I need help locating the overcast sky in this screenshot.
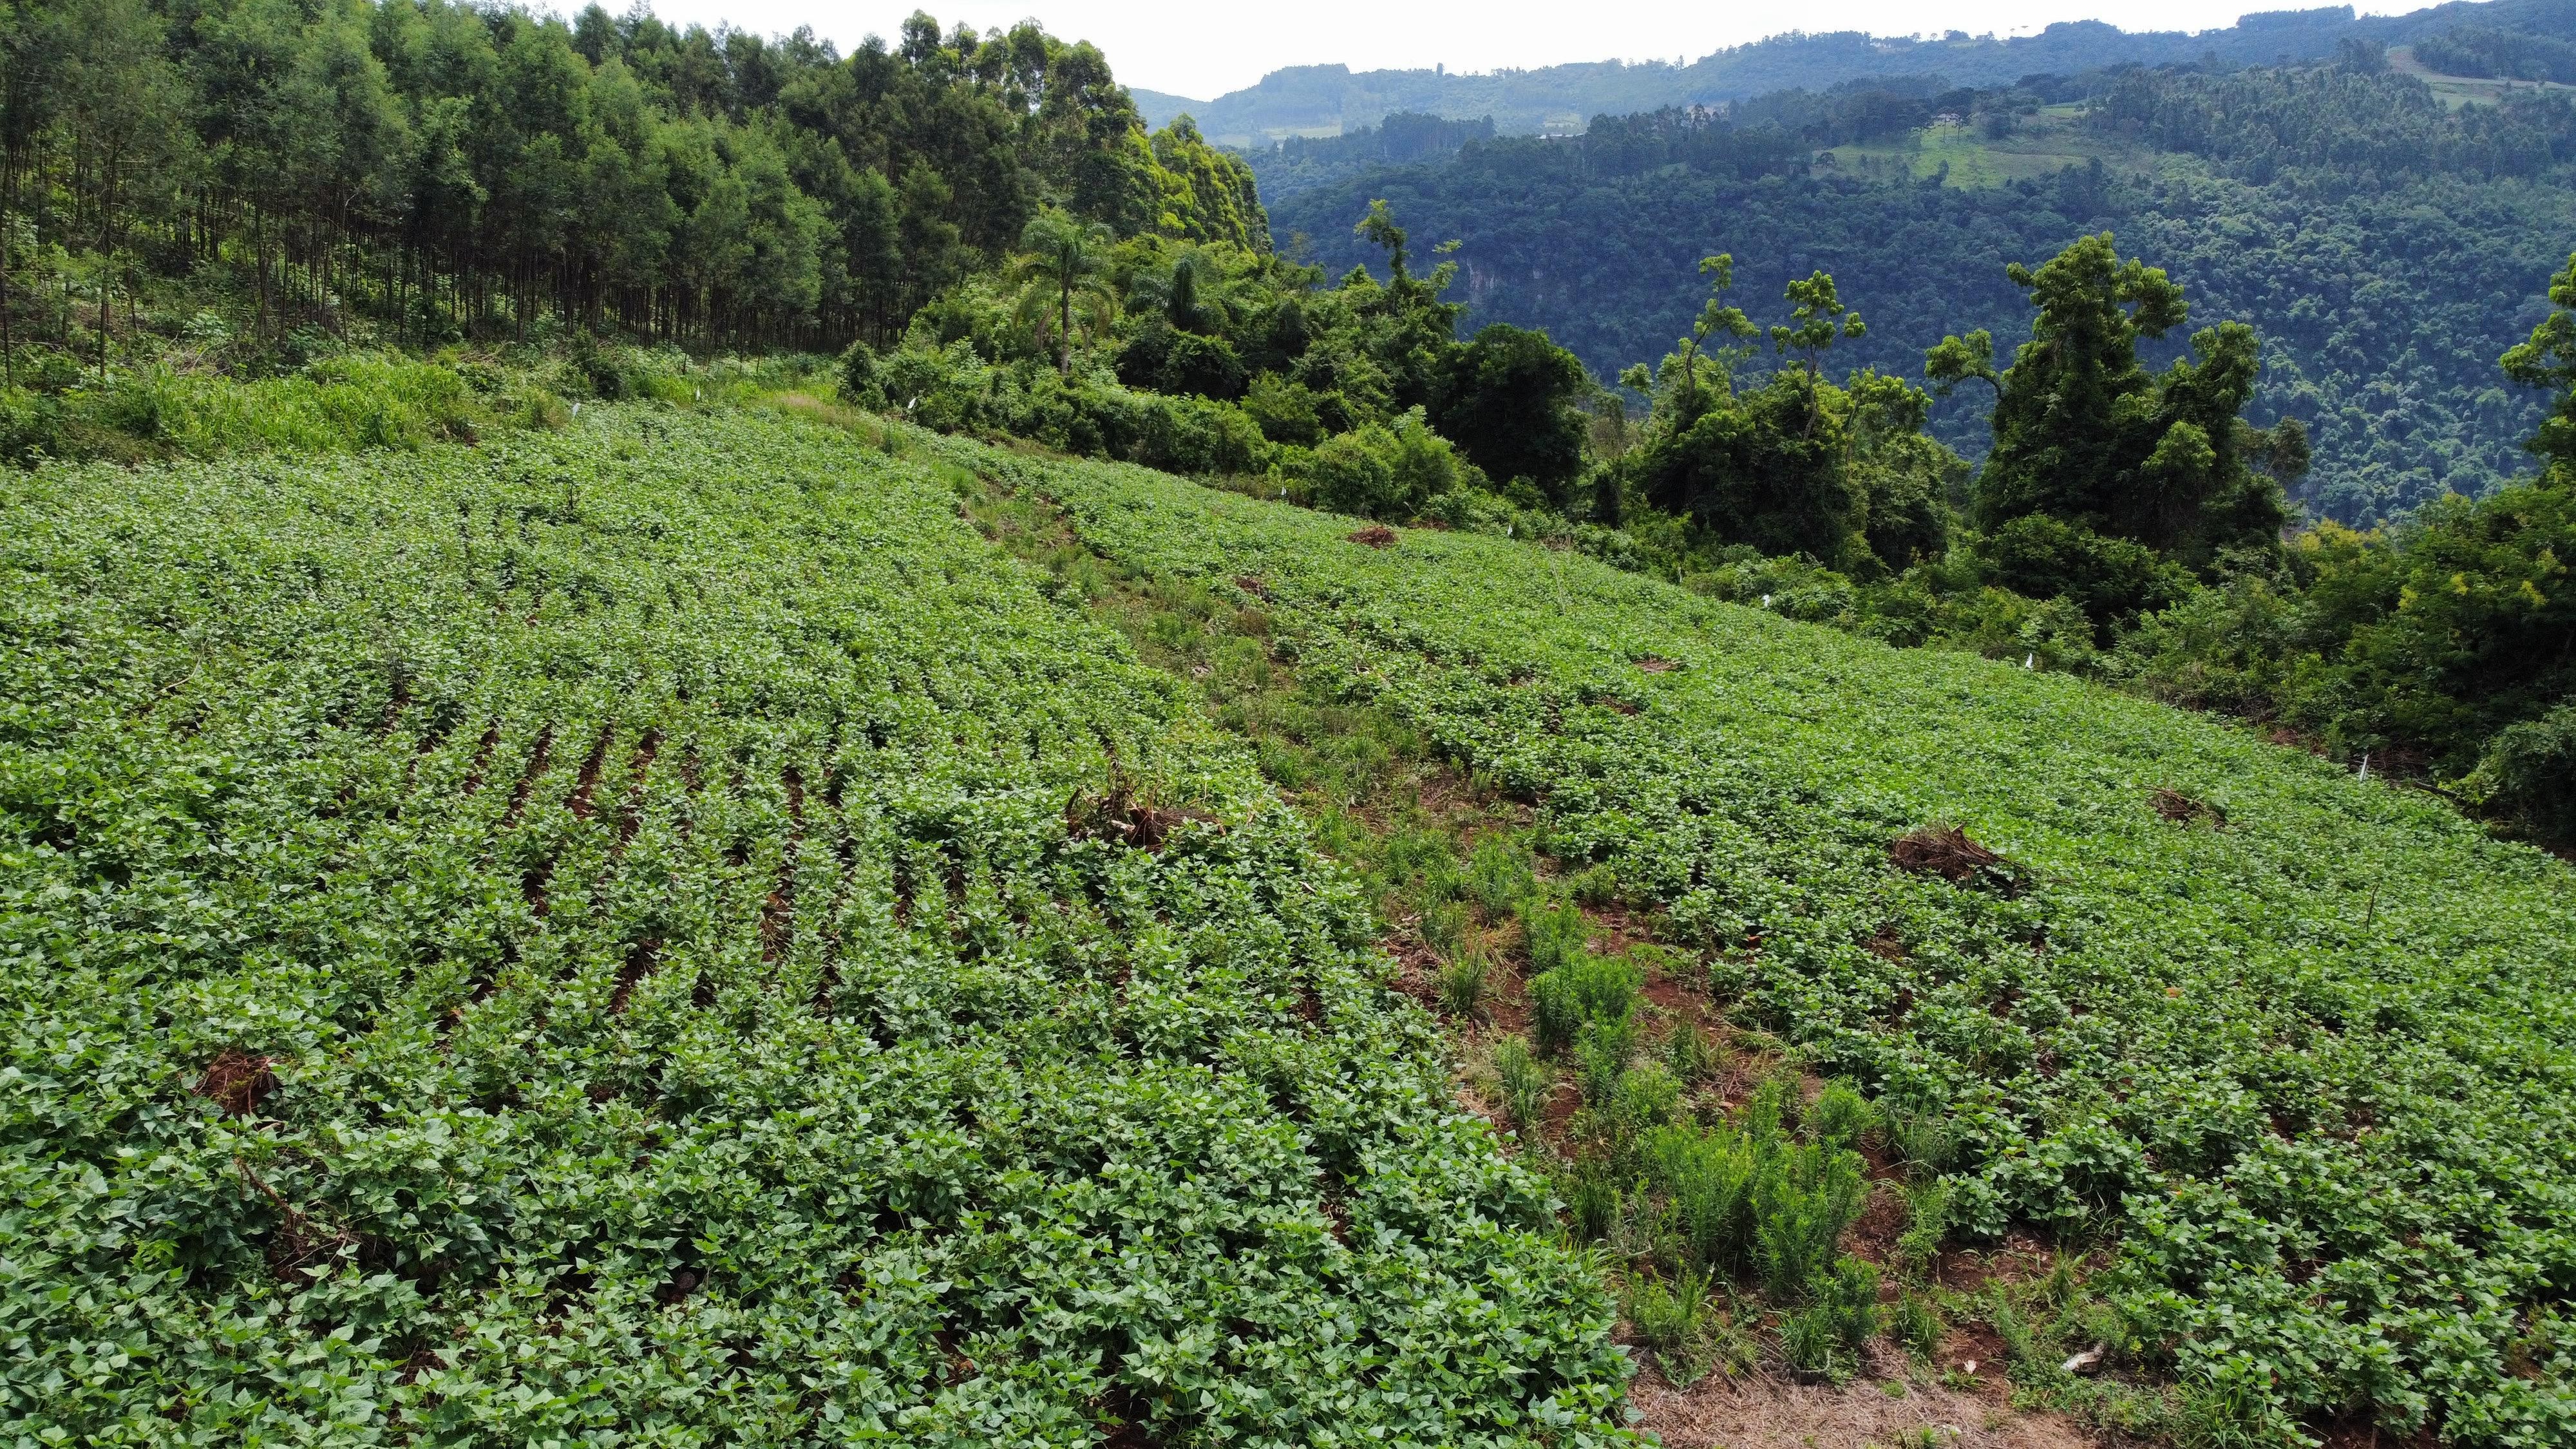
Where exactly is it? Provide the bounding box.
[603,0,2423,99]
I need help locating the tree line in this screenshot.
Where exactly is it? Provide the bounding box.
[0,0,1262,360]
[855,175,2570,839]
[2094,59,2576,187]
[2415,21,2576,84]
[1598,233,2573,842]
[1268,59,2576,524]
[0,8,2562,839]
[837,196,1592,517]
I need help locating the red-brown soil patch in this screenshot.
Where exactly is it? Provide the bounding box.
[2151,789,2226,827]
[567,726,614,819]
[196,1049,276,1117]
[611,939,659,1014]
[504,726,555,826]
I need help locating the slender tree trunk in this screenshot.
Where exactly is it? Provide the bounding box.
[2,199,14,392]
[254,208,270,338]
[96,162,115,381]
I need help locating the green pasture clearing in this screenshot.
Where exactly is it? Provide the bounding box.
[2389,45,2576,110]
[1821,109,2135,188]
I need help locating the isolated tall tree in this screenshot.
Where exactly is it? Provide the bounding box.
[1923,327,2000,401]
[1164,245,1224,332]
[1010,207,1115,373]
[1344,197,1465,411]
[1972,232,2287,564]
[1150,115,1265,250]
[1432,322,1589,502]
[1672,253,1758,421]
[1034,36,1160,234]
[1354,197,1410,281]
[1770,269,1864,385]
[836,166,901,341]
[1619,268,1882,565]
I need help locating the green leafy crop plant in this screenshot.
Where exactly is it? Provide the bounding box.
[931,433,2576,1445]
[0,410,1634,1445]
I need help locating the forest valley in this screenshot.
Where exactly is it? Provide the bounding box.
[1,1,2571,845]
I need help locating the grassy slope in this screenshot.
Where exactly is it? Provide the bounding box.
[0,408,1629,1446]
[934,435,2576,1442]
[2390,44,2576,109]
[1822,108,2142,188]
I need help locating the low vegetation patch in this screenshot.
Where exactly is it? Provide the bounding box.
[0,406,1632,1444]
[929,425,2576,1447]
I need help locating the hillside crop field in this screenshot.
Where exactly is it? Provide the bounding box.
[0,410,1631,1444]
[7,401,2575,1444]
[937,435,2576,1443]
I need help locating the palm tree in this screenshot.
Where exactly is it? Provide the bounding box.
[1166,247,1215,332]
[1010,210,1118,374]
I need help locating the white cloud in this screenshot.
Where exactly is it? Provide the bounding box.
[585,1,2429,100]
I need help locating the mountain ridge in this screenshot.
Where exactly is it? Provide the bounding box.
[1137,0,2575,143]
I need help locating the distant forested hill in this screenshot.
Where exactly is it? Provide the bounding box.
[1267,65,2576,525]
[1143,0,2576,144]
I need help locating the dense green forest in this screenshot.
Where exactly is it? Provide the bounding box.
[1243,113,1496,202]
[0,0,1258,355]
[2416,15,2576,77]
[1269,64,2576,526]
[9,0,2571,522]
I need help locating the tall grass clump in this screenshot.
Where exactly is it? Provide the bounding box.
[1520,895,1591,977]
[1625,1267,1718,1385]
[1629,1108,1869,1302]
[1438,947,1490,1020]
[1753,1139,1870,1301]
[1530,948,1639,1053]
[1493,1035,1553,1130]
[1464,835,1538,914]
[107,355,488,455]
